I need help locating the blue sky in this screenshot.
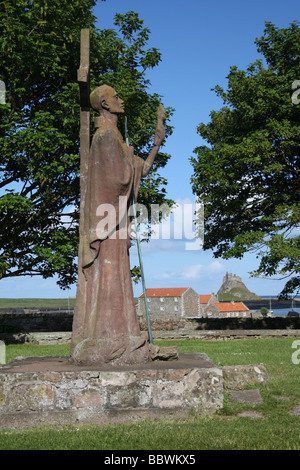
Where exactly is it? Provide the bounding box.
[1,0,299,299]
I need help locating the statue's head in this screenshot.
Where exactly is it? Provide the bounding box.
[90,85,124,115]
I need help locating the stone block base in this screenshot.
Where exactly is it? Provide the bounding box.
[0,353,223,429]
[223,364,268,390]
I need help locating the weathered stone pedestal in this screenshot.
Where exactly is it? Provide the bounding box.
[0,353,223,429]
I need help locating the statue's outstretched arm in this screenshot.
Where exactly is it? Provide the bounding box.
[142,104,166,177]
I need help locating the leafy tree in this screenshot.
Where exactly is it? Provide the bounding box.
[0,2,174,289]
[260,307,269,317]
[191,22,300,298]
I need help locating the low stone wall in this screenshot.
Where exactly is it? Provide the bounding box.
[151,328,300,341]
[0,353,224,429]
[141,317,300,331]
[0,309,299,344]
[1,309,299,335]
[4,327,300,346]
[0,309,73,342]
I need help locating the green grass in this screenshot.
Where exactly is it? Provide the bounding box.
[1,337,300,450]
[1,414,300,451]
[0,298,75,308]
[5,343,70,363]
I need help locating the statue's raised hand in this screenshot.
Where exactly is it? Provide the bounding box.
[154,104,166,146]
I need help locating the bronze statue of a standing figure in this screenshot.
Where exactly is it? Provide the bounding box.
[70,84,165,365]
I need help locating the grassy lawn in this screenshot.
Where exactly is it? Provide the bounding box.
[0,298,75,309]
[1,337,300,450]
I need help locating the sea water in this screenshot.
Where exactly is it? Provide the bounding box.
[270,308,300,317]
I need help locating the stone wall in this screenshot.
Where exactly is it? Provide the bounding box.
[187,316,300,330]
[0,309,73,336]
[138,296,182,320]
[0,354,224,429]
[138,288,201,320]
[0,309,300,344]
[182,288,200,317]
[140,316,300,332]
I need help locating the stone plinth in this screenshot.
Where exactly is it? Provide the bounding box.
[0,353,223,429]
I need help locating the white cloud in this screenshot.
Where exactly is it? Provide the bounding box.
[154,260,225,281]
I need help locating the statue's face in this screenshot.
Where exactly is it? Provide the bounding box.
[103,87,124,114]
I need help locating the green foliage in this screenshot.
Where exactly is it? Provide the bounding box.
[191,22,300,299]
[260,307,269,316]
[0,2,174,288]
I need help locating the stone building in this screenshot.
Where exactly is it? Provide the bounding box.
[199,293,218,316]
[199,293,250,318]
[138,287,200,320]
[214,301,250,318]
[138,287,250,320]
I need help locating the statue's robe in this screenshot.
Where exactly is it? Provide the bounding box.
[70,116,149,365]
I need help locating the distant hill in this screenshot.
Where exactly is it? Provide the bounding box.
[217,273,261,301]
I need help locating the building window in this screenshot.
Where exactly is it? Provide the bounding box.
[160,306,165,311]
[174,306,179,311]
[160,298,165,302]
[174,297,178,302]
[147,298,151,302]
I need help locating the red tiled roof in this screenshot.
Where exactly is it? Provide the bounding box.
[214,302,249,312]
[140,288,189,298]
[199,295,212,304]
